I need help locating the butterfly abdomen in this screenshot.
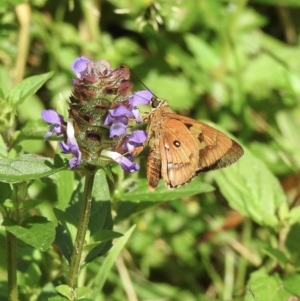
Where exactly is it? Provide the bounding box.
[147,149,162,191]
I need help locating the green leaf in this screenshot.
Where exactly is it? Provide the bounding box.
[0,134,7,158]
[12,119,53,147]
[185,34,220,73]
[90,230,123,243]
[53,208,78,242]
[3,216,55,251]
[114,200,160,223]
[48,296,69,301]
[0,154,66,183]
[75,287,93,299]
[250,0,300,7]
[283,274,300,295]
[286,224,300,254]
[115,178,214,202]
[144,73,196,110]
[214,147,286,226]
[6,72,54,110]
[55,284,73,299]
[245,270,292,301]
[22,199,44,213]
[0,182,12,204]
[263,247,288,266]
[61,170,113,263]
[84,230,122,253]
[289,207,300,225]
[54,223,73,264]
[275,110,300,166]
[57,170,75,210]
[91,225,136,298]
[92,169,111,201]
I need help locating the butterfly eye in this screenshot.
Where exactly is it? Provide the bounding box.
[150,97,161,109]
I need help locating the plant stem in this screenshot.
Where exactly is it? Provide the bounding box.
[68,165,97,291]
[7,231,17,301]
[7,182,27,301]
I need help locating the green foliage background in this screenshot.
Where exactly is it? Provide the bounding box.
[1,0,300,300]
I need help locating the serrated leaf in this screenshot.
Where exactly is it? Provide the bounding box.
[6,72,53,109]
[0,154,66,183]
[214,147,286,226]
[115,178,214,202]
[3,216,55,251]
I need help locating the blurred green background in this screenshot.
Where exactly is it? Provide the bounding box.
[1,0,300,300]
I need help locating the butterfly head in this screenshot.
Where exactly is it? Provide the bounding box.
[149,96,166,111]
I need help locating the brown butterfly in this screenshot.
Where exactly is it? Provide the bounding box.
[143,96,244,191]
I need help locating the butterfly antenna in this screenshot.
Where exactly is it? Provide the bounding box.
[129,68,158,98]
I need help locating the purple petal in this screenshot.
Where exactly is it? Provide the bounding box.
[109,105,133,118]
[58,141,70,153]
[110,123,127,137]
[58,119,82,168]
[101,150,140,173]
[103,114,128,126]
[131,108,143,123]
[117,156,140,172]
[41,110,63,124]
[71,57,90,78]
[41,110,65,137]
[126,130,147,153]
[68,151,82,168]
[128,90,153,106]
[44,126,55,139]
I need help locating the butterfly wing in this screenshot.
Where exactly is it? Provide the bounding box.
[159,118,199,188]
[166,113,244,173]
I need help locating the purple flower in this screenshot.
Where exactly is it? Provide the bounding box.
[101,150,140,172]
[110,123,127,137]
[121,130,147,153]
[41,110,66,138]
[104,105,134,137]
[103,90,152,137]
[128,90,153,122]
[58,119,82,168]
[128,90,153,107]
[71,57,90,79]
